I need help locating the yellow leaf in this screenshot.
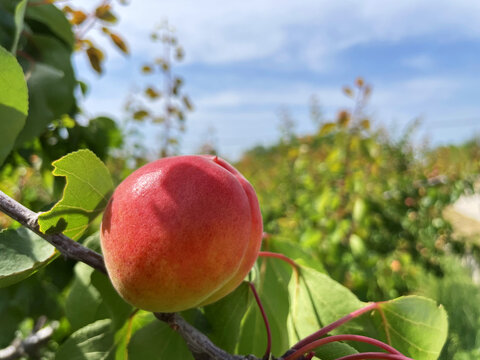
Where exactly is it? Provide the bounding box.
[71,10,87,25]
[133,110,149,120]
[110,33,129,54]
[141,65,153,74]
[360,119,370,130]
[319,122,336,135]
[337,110,350,127]
[343,86,354,98]
[86,46,104,74]
[95,5,117,23]
[145,87,160,99]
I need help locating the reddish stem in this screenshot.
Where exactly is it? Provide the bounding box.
[258,251,299,271]
[249,282,272,360]
[291,302,381,350]
[335,353,413,360]
[283,334,403,360]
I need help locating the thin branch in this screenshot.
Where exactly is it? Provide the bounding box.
[334,353,411,360]
[0,190,107,273]
[154,313,258,360]
[283,334,405,360]
[0,320,58,360]
[258,251,299,272]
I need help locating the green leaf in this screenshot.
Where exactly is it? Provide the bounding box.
[65,262,106,332]
[288,266,364,341]
[374,296,448,360]
[0,44,28,165]
[128,320,193,360]
[114,311,155,360]
[11,0,27,54]
[15,34,75,145]
[0,228,56,288]
[287,266,362,359]
[25,4,74,49]
[38,149,113,240]
[309,342,358,360]
[203,282,253,353]
[91,271,133,330]
[237,258,291,357]
[56,319,115,360]
[287,265,448,360]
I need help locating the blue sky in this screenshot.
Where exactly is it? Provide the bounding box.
[75,0,480,161]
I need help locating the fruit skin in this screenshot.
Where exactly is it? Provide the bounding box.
[100,155,263,312]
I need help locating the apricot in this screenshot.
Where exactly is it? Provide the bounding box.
[100,155,263,312]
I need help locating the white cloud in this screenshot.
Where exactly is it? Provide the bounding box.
[76,0,480,71]
[401,54,435,70]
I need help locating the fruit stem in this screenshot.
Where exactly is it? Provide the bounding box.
[332,353,413,360]
[291,302,380,351]
[283,334,405,360]
[258,251,299,272]
[249,282,272,360]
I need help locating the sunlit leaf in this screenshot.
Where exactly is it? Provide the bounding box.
[0,45,28,165]
[319,122,336,136]
[287,265,449,360]
[38,149,114,240]
[374,297,448,360]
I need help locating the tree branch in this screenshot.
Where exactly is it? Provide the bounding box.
[154,313,259,360]
[0,190,106,273]
[0,319,58,360]
[0,190,262,360]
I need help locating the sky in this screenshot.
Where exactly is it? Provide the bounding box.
[74,0,480,161]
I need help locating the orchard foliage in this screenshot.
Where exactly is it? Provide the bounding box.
[236,81,480,359]
[0,1,476,360]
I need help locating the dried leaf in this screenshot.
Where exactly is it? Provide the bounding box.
[337,110,351,127]
[145,87,160,99]
[342,86,354,98]
[182,96,193,111]
[95,5,117,23]
[141,65,152,74]
[110,33,128,54]
[360,119,370,130]
[86,46,104,74]
[175,46,184,61]
[71,10,87,25]
[133,110,149,121]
